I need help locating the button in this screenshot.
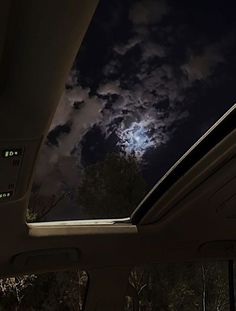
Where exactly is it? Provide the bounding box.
[2,148,23,158]
[0,191,13,199]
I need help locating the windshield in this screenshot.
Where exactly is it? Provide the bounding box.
[28,0,236,222]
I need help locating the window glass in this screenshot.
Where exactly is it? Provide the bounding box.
[0,270,88,310]
[125,262,230,311]
[28,0,236,221]
[0,262,233,310]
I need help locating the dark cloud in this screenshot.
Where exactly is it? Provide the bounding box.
[129,0,169,25]
[47,123,71,147]
[182,45,224,81]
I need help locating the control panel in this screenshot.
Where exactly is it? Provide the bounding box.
[0,147,24,201]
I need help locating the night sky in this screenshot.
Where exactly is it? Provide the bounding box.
[33,0,236,220]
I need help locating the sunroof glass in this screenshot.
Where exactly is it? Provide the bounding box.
[27,0,236,222]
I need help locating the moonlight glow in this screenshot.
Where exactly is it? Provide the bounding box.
[117,120,156,158]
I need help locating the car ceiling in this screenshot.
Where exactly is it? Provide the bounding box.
[0,0,235,280]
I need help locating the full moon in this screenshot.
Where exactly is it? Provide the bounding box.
[117,120,155,158]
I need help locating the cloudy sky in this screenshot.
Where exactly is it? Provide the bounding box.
[32,0,236,220]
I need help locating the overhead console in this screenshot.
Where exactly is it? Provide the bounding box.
[0,140,41,201]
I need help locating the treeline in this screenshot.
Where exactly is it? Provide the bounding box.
[0,262,231,310]
[126,262,229,311]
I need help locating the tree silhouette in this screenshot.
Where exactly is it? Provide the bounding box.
[77,153,148,219]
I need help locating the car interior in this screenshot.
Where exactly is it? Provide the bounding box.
[0,1,236,310]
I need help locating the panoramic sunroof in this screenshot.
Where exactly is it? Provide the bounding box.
[27,0,236,222]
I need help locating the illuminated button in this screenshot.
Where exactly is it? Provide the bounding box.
[2,148,22,158]
[0,191,13,200]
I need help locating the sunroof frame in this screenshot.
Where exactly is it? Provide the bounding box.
[28,104,236,227]
[131,104,236,224]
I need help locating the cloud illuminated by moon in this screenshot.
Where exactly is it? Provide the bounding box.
[116,119,157,158]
